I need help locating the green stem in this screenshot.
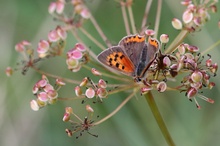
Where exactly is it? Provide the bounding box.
[127,2,136,34]
[201,39,220,56]
[144,91,175,146]
[165,29,188,54]
[121,1,131,35]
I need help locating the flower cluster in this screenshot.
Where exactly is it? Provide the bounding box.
[66,43,88,72]
[63,106,98,138]
[174,43,217,108]
[38,26,67,58]
[75,69,108,101]
[30,75,65,111]
[5,0,220,143]
[48,0,90,25]
[172,0,218,31]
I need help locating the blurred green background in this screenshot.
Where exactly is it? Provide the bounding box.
[1,0,220,146]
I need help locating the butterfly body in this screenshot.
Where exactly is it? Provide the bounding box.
[97,34,160,80]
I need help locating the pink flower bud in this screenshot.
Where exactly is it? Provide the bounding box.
[37,79,48,88]
[38,92,49,102]
[182,10,193,24]
[180,0,192,6]
[85,87,95,98]
[206,59,212,67]
[187,45,199,52]
[160,34,169,43]
[56,26,67,40]
[80,8,90,19]
[21,40,31,46]
[5,67,13,77]
[65,107,73,114]
[75,86,82,96]
[15,43,25,52]
[171,18,183,30]
[30,100,40,111]
[97,88,108,98]
[63,113,70,122]
[48,2,56,14]
[177,44,186,55]
[80,77,88,87]
[47,90,58,99]
[191,71,203,83]
[157,81,167,92]
[65,129,73,137]
[91,68,102,76]
[193,17,202,26]
[211,63,218,74]
[48,30,60,42]
[37,40,50,55]
[98,79,107,88]
[163,56,171,67]
[187,87,197,98]
[145,29,155,36]
[141,86,153,94]
[69,50,82,60]
[75,43,86,52]
[32,85,39,94]
[208,82,215,89]
[86,105,94,112]
[56,1,65,14]
[56,79,65,86]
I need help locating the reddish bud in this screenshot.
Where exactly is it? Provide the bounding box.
[157,81,167,92]
[187,87,197,98]
[98,79,107,88]
[91,68,102,76]
[75,86,82,96]
[75,43,86,52]
[56,79,65,86]
[5,67,13,77]
[48,30,60,42]
[86,105,94,112]
[63,113,71,122]
[145,29,155,36]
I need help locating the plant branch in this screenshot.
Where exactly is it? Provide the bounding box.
[201,39,220,56]
[127,1,136,34]
[154,0,162,39]
[89,14,112,47]
[121,1,131,35]
[165,29,189,54]
[141,0,153,33]
[93,91,135,125]
[32,66,81,85]
[79,27,106,51]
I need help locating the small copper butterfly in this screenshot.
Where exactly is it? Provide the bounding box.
[97,34,160,81]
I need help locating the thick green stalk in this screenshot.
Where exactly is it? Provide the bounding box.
[145,91,175,146]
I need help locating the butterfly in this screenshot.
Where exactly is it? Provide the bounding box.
[97,34,160,81]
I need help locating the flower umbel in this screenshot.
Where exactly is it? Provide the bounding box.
[7,0,219,145]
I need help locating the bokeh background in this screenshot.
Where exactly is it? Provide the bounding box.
[1,0,220,146]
